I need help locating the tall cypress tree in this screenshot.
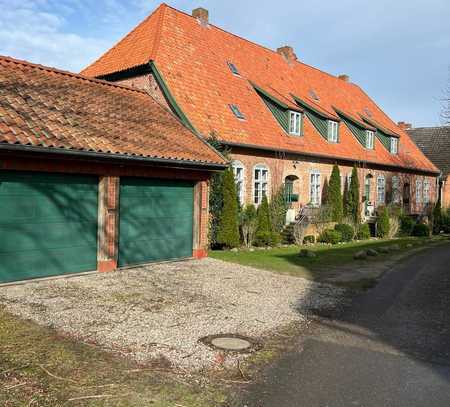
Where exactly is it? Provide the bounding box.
[348,165,361,224]
[255,196,272,246]
[328,164,343,222]
[216,168,240,248]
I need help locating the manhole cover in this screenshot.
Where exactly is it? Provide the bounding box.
[199,334,261,353]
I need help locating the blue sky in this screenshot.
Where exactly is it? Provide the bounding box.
[1,0,449,127]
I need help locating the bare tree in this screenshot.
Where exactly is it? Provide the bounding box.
[441,66,450,125]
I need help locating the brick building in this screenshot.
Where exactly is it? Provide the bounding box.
[0,56,226,284]
[408,126,450,209]
[82,4,439,223]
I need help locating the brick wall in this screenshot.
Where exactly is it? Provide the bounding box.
[230,149,438,218]
[442,175,450,209]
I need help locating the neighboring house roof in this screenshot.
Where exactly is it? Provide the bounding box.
[0,55,226,168]
[81,3,438,174]
[408,126,450,177]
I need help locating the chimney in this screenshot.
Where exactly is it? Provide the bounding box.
[192,7,209,25]
[277,46,297,64]
[338,74,350,82]
[397,121,412,130]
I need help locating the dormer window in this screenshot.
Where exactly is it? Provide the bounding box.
[229,104,245,120]
[289,111,302,135]
[327,120,339,142]
[227,61,240,76]
[366,130,375,149]
[390,137,398,154]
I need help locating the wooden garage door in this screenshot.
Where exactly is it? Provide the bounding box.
[0,171,98,283]
[118,178,194,267]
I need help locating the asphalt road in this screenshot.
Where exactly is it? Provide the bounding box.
[241,242,450,407]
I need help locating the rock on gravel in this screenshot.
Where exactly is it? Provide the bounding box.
[0,258,344,371]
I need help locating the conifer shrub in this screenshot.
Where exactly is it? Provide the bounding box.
[254,196,273,246]
[376,206,390,238]
[327,164,343,223]
[399,215,415,236]
[216,168,240,248]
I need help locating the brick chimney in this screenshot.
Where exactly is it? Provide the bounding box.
[338,74,350,82]
[398,121,412,130]
[277,46,297,64]
[192,7,209,25]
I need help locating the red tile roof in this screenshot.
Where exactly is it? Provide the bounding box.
[0,55,226,167]
[81,3,438,174]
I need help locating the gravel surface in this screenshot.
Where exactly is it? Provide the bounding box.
[0,258,343,370]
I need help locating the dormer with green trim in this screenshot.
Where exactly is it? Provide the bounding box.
[362,117,400,155]
[334,108,376,149]
[292,95,340,143]
[252,83,303,136]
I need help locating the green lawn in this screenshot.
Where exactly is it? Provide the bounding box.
[0,308,226,407]
[210,237,441,284]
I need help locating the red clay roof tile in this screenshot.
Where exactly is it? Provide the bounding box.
[81,3,438,173]
[0,55,226,167]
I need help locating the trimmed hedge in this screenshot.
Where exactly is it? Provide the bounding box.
[334,223,354,242]
[318,229,342,245]
[412,223,430,237]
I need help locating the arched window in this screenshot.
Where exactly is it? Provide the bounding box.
[253,164,269,205]
[231,161,245,205]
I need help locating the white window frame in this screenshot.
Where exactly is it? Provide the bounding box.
[390,137,398,154]
[232,161,245,205]
[366,130,375,149]
[327,120,339,142]
[253,164,269,205]
[416,179,423,204]
[310,170,321,207]
[392,176,401,204]
[289,111,302,135]
[377,176,386,204]
[423,180,430,204]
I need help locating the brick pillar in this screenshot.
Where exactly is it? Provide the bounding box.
[193,180,209,259]
[97,176,119,272]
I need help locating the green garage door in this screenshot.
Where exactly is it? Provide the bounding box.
[0,171,98,283]
[119,178,194,267]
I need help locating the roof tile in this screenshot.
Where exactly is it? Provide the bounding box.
[0,55,226,166]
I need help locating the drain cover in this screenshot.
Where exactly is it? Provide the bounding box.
[199,334,261,353]
[211,337,251,351]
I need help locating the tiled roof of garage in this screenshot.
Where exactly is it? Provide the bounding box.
[81,3,438,174]
[0,55,226,167]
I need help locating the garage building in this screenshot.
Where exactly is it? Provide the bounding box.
[0,56,227,284]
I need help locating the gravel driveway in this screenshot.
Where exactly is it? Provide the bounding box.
[0,258,343,370]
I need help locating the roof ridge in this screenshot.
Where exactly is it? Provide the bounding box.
[0,54,151,96]
[162,4,351,83]
[81,3,166,75]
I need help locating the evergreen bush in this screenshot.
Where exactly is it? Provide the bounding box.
[318,229,342,245]
[269,186,288,233]
[255,196,273,246]
[348,165,361,225]
[376,206,390,238]
[303,235,316,244]
[412,223,430,237]
[216,168,240,248]
[327,164,343,222]
[357,223,371,240]
[399,215,415,236]
[334,223,354,242]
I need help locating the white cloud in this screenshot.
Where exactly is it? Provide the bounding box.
[0,1,111,72]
